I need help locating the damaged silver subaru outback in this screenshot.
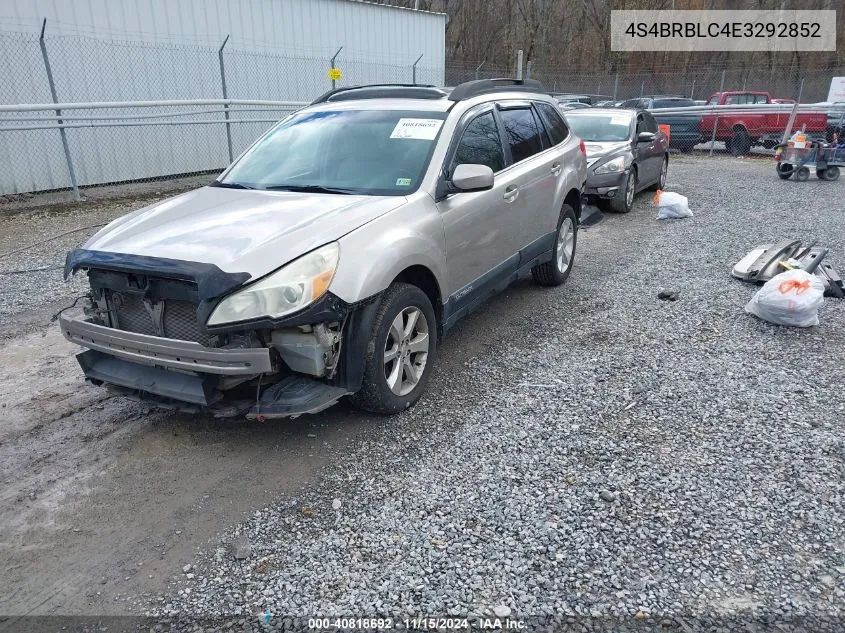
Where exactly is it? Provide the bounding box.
[60,79,586,419]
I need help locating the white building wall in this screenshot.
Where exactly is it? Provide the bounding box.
[0,0,447,194]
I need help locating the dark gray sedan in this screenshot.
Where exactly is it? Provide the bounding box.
[564,109,669,213]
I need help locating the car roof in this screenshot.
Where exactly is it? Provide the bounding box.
[308,79,553,110]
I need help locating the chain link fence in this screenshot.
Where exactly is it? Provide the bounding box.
[0,28,441,204]
[2,25,844,206]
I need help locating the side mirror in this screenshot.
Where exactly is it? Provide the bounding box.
[637,131,656,144]
[450,164,494,192]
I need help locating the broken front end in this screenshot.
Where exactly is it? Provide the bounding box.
[59,249,378,419]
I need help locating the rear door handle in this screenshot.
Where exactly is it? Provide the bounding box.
[503,185,519,203]
[551,162,562,176]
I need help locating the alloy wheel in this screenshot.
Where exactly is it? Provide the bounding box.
[556,217,575,274]
[383,307,429,396]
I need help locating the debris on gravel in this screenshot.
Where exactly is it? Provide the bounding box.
[145,157,844,631]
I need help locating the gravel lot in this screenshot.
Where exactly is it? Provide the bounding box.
[1,156,843,631]
[139,156,842,630]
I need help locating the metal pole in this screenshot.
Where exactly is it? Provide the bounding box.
[782,102,800,144]
[412,53,423,85]
[613,72,619,100]
[690,79,696,100]
[475,60,485,80]
[39,19,79,201]
[330,46,343,90]
[796,77,804,103]
[218,34,233,163]
[526,60,533,80]
[640,80,644,96]
[709,69,726,156]
[516,50,524,80]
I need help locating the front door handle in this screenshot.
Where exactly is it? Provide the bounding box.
[503,185,519,203]
[551,162,562,176]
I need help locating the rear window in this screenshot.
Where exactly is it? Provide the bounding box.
[500,107,544,163]
[535,102,570,145]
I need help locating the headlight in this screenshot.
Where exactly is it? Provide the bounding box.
[207,243,339,325]
[594,156,627,174]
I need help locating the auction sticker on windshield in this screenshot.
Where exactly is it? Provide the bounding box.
[610,115,630,125]
[390,118,444,140]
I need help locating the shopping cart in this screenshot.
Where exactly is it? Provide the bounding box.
[775,142,845,181]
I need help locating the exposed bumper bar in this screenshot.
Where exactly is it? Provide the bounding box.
[59,314,273,375]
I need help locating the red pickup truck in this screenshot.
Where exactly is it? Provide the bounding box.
[699,91,827,156]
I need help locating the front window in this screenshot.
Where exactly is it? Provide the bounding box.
[453,112,505,173]
[217,109,447,196]
[565,113,633,142]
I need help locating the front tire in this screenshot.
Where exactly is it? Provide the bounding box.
[609,169,636,213]
[532,204,577,287]
[351,283,437,415]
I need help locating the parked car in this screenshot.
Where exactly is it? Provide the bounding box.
[60,79,587,419]
[617,96,693,110]
[559,101,592,110]
[551,93,612,105]
[700,91,828,155]
[564,108,668,214]
[618,96,701,153]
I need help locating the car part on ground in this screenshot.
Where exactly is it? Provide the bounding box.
[732,240,845,299]
[60,79,587,418]
[745,269,825,327]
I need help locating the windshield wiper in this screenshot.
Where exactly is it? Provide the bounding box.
[263,184,359,195]
[210,181,259,190]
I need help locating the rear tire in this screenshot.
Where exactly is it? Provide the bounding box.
[532,204,577,287]
[730,129,752,156]
[351,283,437,415]
[824,165,840,181]
[648,156,668,191]
[796,166,810,182]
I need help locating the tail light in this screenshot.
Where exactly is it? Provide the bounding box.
[579,140,586,157]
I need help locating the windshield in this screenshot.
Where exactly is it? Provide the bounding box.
[217,109,447,196]
[565,113,632,142]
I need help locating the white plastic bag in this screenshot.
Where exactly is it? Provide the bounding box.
[653,190,693,219]
[745,269,825,327]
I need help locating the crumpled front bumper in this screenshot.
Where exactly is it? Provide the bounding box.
[59,313,273,375]
[584,169,628,198]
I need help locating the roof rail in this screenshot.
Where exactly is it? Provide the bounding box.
[448,78,546,102]
[310,84,447,105]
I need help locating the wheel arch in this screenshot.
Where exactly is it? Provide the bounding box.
[563,188,582,220]
[392,265,443,337]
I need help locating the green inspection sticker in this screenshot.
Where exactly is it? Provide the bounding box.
[395,178,412,187]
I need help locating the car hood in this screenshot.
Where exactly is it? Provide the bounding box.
[82,186,406,279]
[583,141,631,166]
